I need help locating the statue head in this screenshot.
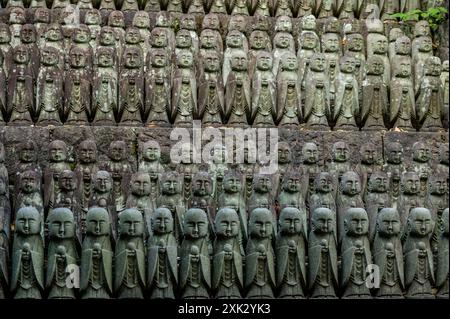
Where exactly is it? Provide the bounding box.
[340,171,361,195]
[155,11,171,28]
[279,207,302,235]
[228,15,247,33]
[223,171,242,193]
[281,171,301,193]
[360,142,377,165]
[428,174,447,196]
[15,206,41,236]
[256,51,273,71]
[344,208,368,236]
[441,208,449,236]
[202,13,220,31]
[386,142,403,164]
[376,208,401,237]
[339,54,355,74]
[77,139,97,164]
[400,171,420,195]
[372,34,388,54]
[277,142,291,164]
[200,29,217,49]
[176,29,192,49]
[332,141,349,162]
[302,142,319,165]
[19,140,37,163]
[176,50,193,68]
[439,143,449,165]
[151,29,168,47]
[125,27,141,45]
[59,170,77,191]
[253,174,272,194]
[45,24,63,42]
[142,140,161,162]
[48,140,67,162]
[418,37,432,53]
[48,208,75,239]
[13,45,29,64]
[160,172,181,195]
[118,208,144,237]
[366,56,384,76]
[0,23,10,43]
[215,207,240,238]
[347,33,364,52]
[99,26,115,46]
[132,11,150,29]
[311,207,334,234]
[274,32,292,49]
[96,47,115,67]
[183,208,208,239]
[109,140,127,161]
[443,60,449,72]
[73,25,91,44]
[226,30,244,49]
[249,208,273,239]
[394,56,411,77]
[389,28,404,43]
[367,171,389,193]
[302,14,316,31]
[86,207,110,236]
[203,50,221,72]
[407,207,433,237]
[300,31,318,50]
[414,20,431,38]
[424,56,442,76]
[108,10,125,28]
[394,36,411,56]
[274,15,292,33]
[9,7,26,24]
[94,171,112,193]
[152,207,174,235]
[250,30,269,50]
[20,24,36,44]
[230,50,248,71]
[34,7,50,23]
[192,171,212,197]
[85,9,101,25]
[130,172,151,196]
[322,33,340,52]
[412,141,430,163]
[69,46,87,68]
[20,170,39,194]
[314,172,333,194]
[41,46,59,66]
[180,14,197,31]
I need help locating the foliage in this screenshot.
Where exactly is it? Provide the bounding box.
[390,6,448,30]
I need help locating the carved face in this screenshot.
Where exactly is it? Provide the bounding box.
[389,28,404,42]
[282,54,298,71]
[425,57,442,76]
[277,143,291,164]
[226,32,243,48]
[274,33,291,49]
[86,208,110,236]
[200,31,216,49]
[312,208,334,234]
[100,27,115,45]
[183,209,208,239]
[395,36,411,55]
[377,209,401,237]
[49,208,75,239]
[439,145,449,165]
[176,31,192,48]
[131,173,151,196]
[177,51,193,68]
[341,172,361,195]
[397,59,411,77]
[109,11,125,27]
[279,208,302,235]
[85,10,101,25]
[332,141,349,162]
[152,31,167,47]
[0,25,11,43]
[254,175,271,193]
[69,48,87,67]
[152,208,173,234]
[78,141,97,163]
[443,60,449,72]
[94,171,112,193]
[21,171,38,193]
[125,28,141,44]
[143,141,161,161]
[302,15,316,30]
[412,142,430,162]
[202,14,220,30]
[368,172,388,193]
[256,53,272,71]
[283,174,300,192]
[348,35,363,51]
[16,207,41,235]
[59,170,76,191]
[230,52,248,71]
[45,25,62,41]
[344,208,368,236]
[361,144,377,164]
[310,54,325,72]
[133,12,149,28]
[215,208,239,238]
[49,141,67,162]
[110,141,126,161]
[367,57,384,75]
[302,32,317,49]
[419,38,432,52]
[20,25,36,43]
[9,8,26,24]
[316,172,332,193]
[386,142,403,164]
[193,175,212,196]
[35,8,50,23]
[339,56,355,73]
[74,26,90,43]
[250,31,266,50]
[323,34,339,52]
[203,52,220,72]
[41,47,58,66]
[409,208,433,236]
[228,15,246,32]
[402,173,420,194]
[161,176,180,195]
[429,175,447,195]
[275,16,292,32]
[302,143,319,164]
[98,49,114,67]
[249,208,273,238]
[224,175,241,193]
[14,46,29,64]
[374,37,388,54]
[119,209,143,237]
[415,22,430,37]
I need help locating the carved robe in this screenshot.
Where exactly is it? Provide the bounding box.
[36,63,63,125]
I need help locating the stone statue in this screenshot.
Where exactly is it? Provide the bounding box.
[118,46,144,125]
[156,171,185,241]
[390,56,416,131]
[248,30,271,76]
[403,207,435,298]
[172,50,197,126]
[212,207,244,298]
[198,50,224,126]
[380,0,400,20]
[0,24,12,77]
[344,33,366,88]
[114,208,146,299]
[272,31,295,76]
[218,171,247,241]
[275,52,302,128]
[441,60,449,129]
[107,11,126,46]
[297,31,320,92]
[40,24,65,70]
[88,171,116,235]
[361,56,388,131]
[13,141,41,191]
[36,46,63,126]
[316,0,335,18]
[125,172,153,234]
[321,32,342,97]
[397,172,424,231]
[367,33,390,85]
[383,141,406,204]
[179,14,200,56]
[174,29,195,66]
[373,208,404,298]
[340,208,372,298]
[425,174,448,224]
[248,174,276,233]
[97,27,120,69]
[132,11,151,52]
[224,50,251,126]
[309,172,337,224]
[278,172,305,213]
[14,170,44,229]
[355,142,383,196]
[11,207,44,299]
[300,142,323,201]
[9,7,26,48]
[223,30,248,86]
[275,0,293,16]
[410,141,433,198]
[435,144,449,189]
[32,7,50,39]
[391,36,411,74]
[388,28,404,60]
[85,10,102,52]
[138,140,164,207]
[416,56,445,132]
[152,13,176,55]
[145,48,171,126]
[251,51,276,127]
[245,208,275,298]
[92,47,118,126]
[336,171,364,242]
[80,207,113,299]
[413,36,434,94]
[68,25,94,72]
[199,29,223,67]
[304,53,331,130]
[19,24,40,80]
[103,140,132,215]
[147,207,178,299]
[365,171,391,240]
[64,46,91,125]
[46,208,79,299]
[333,55,359,130]
[327,141,353,193]
[179,208,211,299]
[276,207,307,298]
[436,208,449,299]
[308,207,338,298]
[43,140,71,214]
[190,171,216,233]
[7,45,34,126]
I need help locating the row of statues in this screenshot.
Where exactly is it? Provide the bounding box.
[0,0,441,20]
[0,7,448,129]
[1,204,448,299]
